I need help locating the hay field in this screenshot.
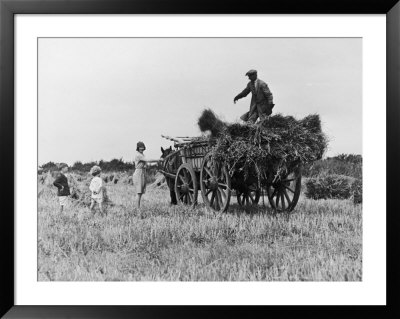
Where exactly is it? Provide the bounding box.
[38,175,362,281]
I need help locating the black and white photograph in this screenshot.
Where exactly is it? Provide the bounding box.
[37,37,362,282]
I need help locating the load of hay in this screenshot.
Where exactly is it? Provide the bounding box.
[198,109,328,181]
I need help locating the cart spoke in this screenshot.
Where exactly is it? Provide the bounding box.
[282,178,295,183]
[204,167,213,178]
[206,188,212,196]
[221,188,228,202]
[188,188,195,193]
[216,189,223,207]
[210,191,216,206]
[179,175,186,184]
[283,190,292,206]
[245,195,249,206]
[275,193,280,208]
[219,188,227,201]
[284,185,295,193]
[215,192,221,210]
[249,192,255,203]
[218,183,228,189]
[271,188,278,198]
[237,193,242,205]
[281,193,286,210]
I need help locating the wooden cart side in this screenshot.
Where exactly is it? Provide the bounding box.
[178,142,211,170]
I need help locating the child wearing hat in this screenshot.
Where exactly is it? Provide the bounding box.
[53,163,71,212]
[89,165,104,214]
[133,141,147,208]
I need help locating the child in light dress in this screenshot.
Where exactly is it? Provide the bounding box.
[133,141,147,208]
[89,165,104,215]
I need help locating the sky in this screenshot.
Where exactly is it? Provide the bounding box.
[38,38,361,165]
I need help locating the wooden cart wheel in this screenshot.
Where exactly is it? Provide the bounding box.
[200,154,231,212]
[174,163,198,208]
[236,184,261,206]
[266,166,302,212]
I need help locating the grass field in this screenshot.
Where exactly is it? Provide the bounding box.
[38,180,362,281]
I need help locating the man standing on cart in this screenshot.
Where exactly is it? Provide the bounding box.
[233,69,275,123]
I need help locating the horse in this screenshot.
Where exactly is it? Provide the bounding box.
[160,146,182,205]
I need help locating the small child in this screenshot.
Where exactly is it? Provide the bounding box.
[53,163,71,213]
[89,165,104,215]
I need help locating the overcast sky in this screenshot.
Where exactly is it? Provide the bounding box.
[38,38,361,165]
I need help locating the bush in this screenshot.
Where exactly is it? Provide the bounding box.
[40,161,58,173]
[303,154,362,179]
[351,178,362,204]
[70,159,134,173]
[305,174,354,200]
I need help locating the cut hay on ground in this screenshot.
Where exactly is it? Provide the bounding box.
[69,177,113,207]
[198,108,328,181]
[121,175,133,185]
[39,171,55,186]
[38,176,113,208]
[149,172,167,189]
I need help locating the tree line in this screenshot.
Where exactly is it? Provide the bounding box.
[40,158,135,173]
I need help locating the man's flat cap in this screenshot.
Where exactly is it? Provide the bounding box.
[245,69,257,76]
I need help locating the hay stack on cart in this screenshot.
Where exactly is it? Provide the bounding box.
[160,109,327,213]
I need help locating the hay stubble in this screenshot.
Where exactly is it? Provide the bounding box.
[38,178,362,281]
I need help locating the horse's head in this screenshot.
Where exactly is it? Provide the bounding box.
[160,146,181,172]
[161,146,173,159]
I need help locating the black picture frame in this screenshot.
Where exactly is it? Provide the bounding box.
[1,0,399,318]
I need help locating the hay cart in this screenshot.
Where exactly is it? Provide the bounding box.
[159,135,302,213]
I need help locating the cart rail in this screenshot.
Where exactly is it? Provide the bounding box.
[161,134,211,170]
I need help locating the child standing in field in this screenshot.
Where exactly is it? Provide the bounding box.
[89,165,105,215]
[53,163,71,213]
[133,141,148,209]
